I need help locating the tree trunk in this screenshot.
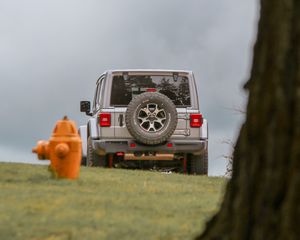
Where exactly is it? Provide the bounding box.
[197,0,300,239]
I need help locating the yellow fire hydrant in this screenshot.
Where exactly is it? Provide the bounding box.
[32,116,82,179]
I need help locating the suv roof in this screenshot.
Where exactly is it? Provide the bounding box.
[105,69,193,75]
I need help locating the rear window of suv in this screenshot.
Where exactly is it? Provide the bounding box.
[110,75,191,106]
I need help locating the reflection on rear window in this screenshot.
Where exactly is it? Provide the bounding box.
[110,75,191,106]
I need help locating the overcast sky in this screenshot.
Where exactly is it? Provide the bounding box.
[0,0,259,175]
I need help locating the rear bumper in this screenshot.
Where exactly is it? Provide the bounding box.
[92,139,208,156]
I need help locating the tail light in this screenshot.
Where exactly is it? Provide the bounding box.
[99,113,111,127]
[190,114,203,128]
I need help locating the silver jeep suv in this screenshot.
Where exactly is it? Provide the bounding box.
[79,69,208,175]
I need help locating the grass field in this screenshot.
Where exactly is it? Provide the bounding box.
[0,163,225,240]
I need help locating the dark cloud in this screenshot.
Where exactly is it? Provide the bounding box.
[0,0,259,175]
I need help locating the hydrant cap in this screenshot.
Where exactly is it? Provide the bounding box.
[55,143,70,158]
[52,116,78,137]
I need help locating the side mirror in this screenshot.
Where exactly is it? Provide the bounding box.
[80,101,92,116]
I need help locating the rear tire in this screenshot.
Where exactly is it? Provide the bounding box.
[189,150,208,175]
[87,137,106,167]
[81,157,87,166]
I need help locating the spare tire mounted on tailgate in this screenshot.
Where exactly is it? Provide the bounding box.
[125,92,178,145]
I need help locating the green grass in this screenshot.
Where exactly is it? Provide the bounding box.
[0,163,226,240]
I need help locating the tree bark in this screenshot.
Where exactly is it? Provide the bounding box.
[196,0,300,239]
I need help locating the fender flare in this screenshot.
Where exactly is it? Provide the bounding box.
[200,119,208,140]
[78,117,99,158]
[78,125,87,157]
[87,118,98,139]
